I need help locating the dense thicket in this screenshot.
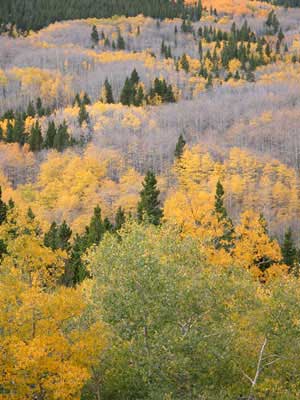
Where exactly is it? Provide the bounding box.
[0,0,202,31]
[261,0,300,7]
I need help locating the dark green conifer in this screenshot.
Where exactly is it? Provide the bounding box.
[137,171,163,225]
[174,134,186,159]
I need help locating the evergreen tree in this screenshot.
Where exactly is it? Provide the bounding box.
[27,207,35,221]
[78,103,89,126]
[36,97,45,117]
[117,31,125,50]
[66,232,90,286]
[174,134,186,159]
[102,78,114,104]
[134,86,145,106]
[120,77,134,106]
[44,120,57,149]
[214,181,234,250]
[87,205,105,245]
[53,121,70,152]
[13,114,25,144]
[130,68,140,85]
[0,186,7,225]
[6,121,14,143]
[73,93,81,107]
[27,101,36,117]
[180,53,190,73]
[103,217,114,233]
[83,92,91,105]
[57,220,72,251]
[44,222,59,250]
[137,171,163,225]
[28,120,43,152]
[282,228,297,271]
[115,206,126,231]
[91,25,99,45]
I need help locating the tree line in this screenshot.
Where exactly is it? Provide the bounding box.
[0,0,202,32]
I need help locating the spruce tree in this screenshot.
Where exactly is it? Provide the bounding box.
[44,120,57,149]
[174,134,186,159]
[130,68,140,85]
[137,171,163,225]
[102,79,114,104]
[117,31,125,50]
[6,121,14,143]
[57,220,72,251]
[13,114,25,144]
[27,101,36,117]
[120,78,134,106]
[282,228,297,271]
[73,93,81,107]
[44,222,59,250]
[214,181,234,250]
[78,103,89,126]
[53,121,70,152]
[87,205,105,245]
[29,120,43,152]
[36,97,45,117]
[180,53,190,73]
[115,206,126,231]
[91,25,99,45]
[67,232,90,286]
[83,92,91,105]
[0,186,7,225]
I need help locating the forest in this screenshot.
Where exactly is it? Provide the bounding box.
[1,0,300,398]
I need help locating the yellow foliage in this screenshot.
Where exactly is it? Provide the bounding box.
[228,58,242,74]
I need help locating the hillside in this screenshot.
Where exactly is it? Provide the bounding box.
[1,2,300,399]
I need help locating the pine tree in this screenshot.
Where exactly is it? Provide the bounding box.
[134,85,145,106]
[103,217,114,233]
[29,120,43,151]
[66,232,90,286]
[91,25,99,45]
[36,97,45,117]
[6,121,14,143]
[83,92,91,105]
[282,228,297,271]
[53,121,70,152]
[27,207,35,221]
[44,120,57,149]
[214,181,234,250]
[27,101,36,117]
[102,79,114,104]
[0,186,7,225]
[13,114,25,144]
[115,206,126,231]
[120,77,134,106]
[57,220,72,251]
[278,28,284,43]
[78,103,89,126]
[137,171,163,225]
[180,53,190,73]
[73,93,81,107]
[87,205,105,245]
[44,222,59,250]
[130,68,140,85]
[174,134,186,159]
[117,31,125,50]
